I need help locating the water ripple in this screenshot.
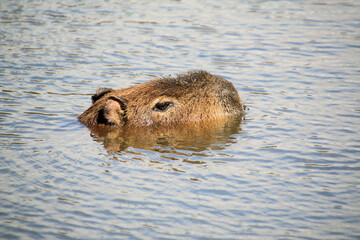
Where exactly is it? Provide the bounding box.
[1,0,360,239]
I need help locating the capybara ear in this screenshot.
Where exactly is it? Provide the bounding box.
[103,96,128,125]
[91,87,113,103]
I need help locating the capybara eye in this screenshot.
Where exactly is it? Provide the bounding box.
[153,102,173,112]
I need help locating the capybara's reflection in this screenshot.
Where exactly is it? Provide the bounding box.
[90,116,243,153]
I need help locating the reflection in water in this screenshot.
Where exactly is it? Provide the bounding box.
[89,116,243,154]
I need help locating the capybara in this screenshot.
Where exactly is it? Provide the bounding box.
[78,70,244,128]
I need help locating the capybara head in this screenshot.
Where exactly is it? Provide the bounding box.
[78,70,244,128]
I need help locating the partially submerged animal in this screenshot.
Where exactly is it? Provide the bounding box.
[78,70,244,128]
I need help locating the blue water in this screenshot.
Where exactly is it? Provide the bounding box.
[1,0,360,239]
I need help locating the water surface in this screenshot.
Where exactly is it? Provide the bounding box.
[1,0,360,239]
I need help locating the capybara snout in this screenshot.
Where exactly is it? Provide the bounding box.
[78,70,244,127]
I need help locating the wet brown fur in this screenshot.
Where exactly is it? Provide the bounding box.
[78,70,243,128]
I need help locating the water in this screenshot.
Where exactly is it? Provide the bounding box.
[1,0,360,239]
